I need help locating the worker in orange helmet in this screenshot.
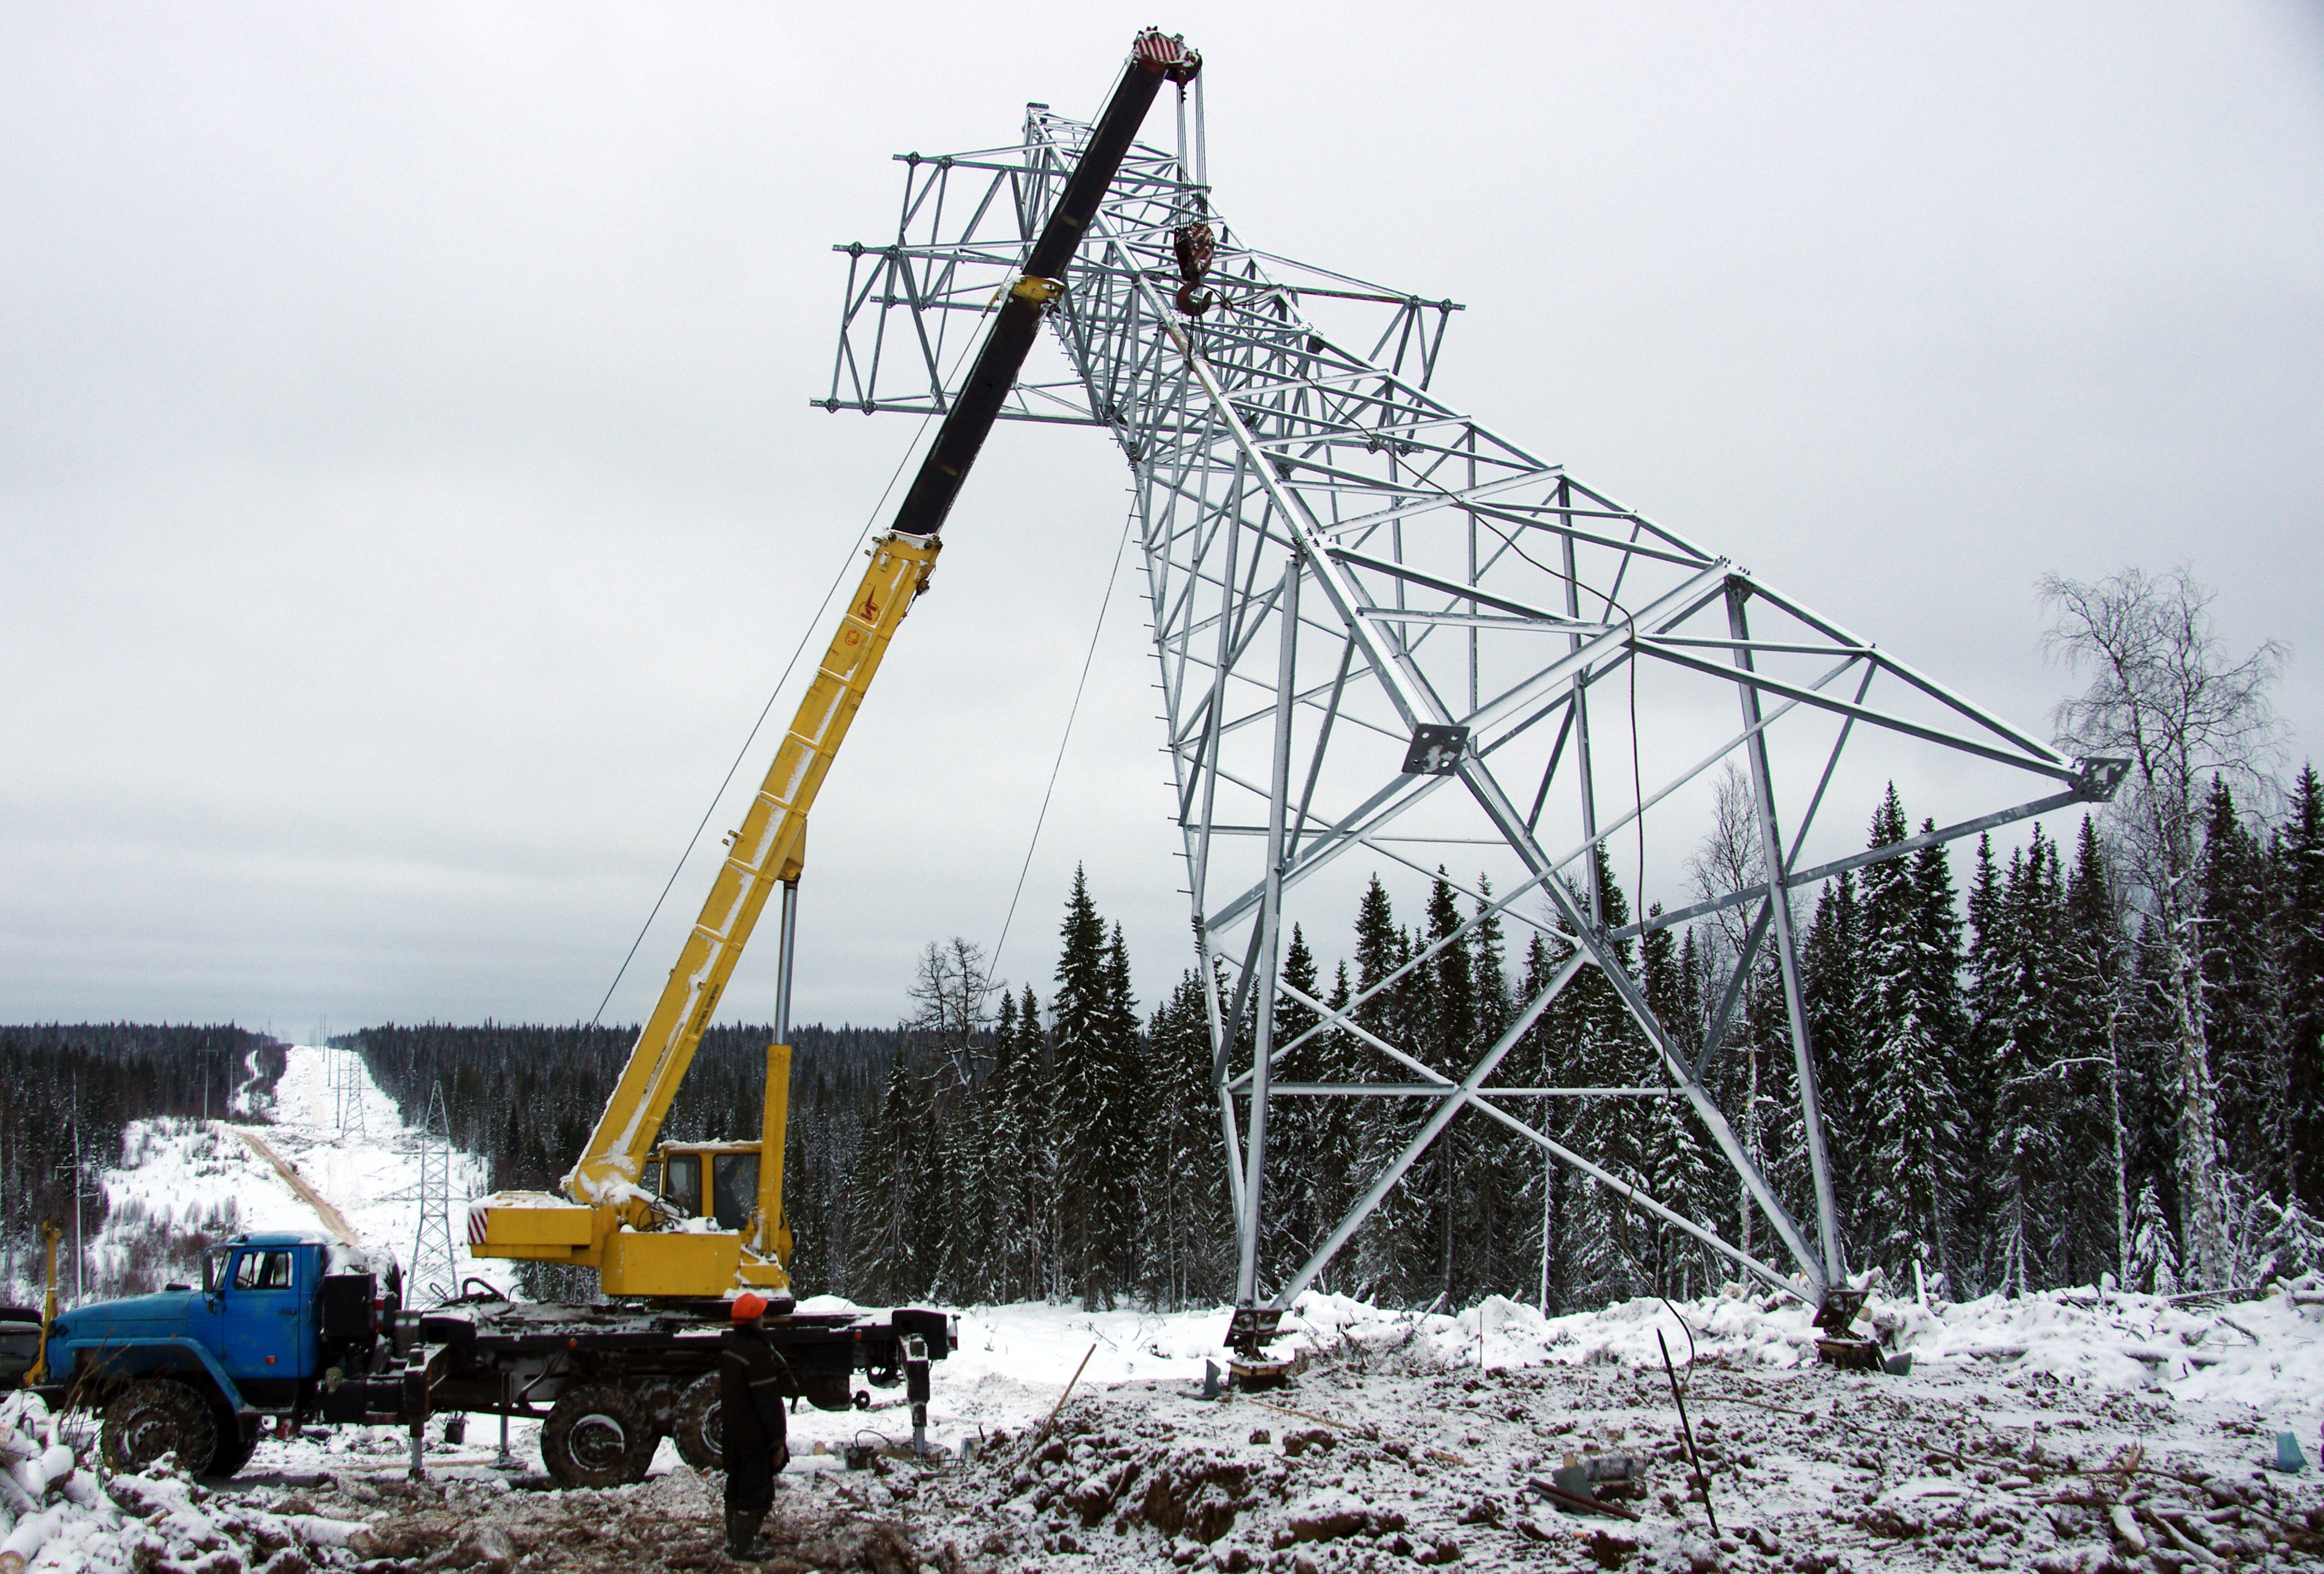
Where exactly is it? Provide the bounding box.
[720,1292,792,1558]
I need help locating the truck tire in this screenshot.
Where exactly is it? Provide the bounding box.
[204,1412,258,1480]
[672,1373,721,1470]
[101,1379,219,1475]
[541,1383,656,1488]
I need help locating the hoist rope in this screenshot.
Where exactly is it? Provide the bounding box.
[982,507,1138,999]
[588,306,998,1028]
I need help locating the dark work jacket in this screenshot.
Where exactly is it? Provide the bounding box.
[720,1322,790,1443]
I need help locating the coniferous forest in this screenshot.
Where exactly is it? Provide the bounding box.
[4,763,2318,1316]
[0,1025,285,1297]
[358,757,2324,1314]
[6,572,2316,1318]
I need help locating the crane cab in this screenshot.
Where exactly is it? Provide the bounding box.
[644,1142,762,1233]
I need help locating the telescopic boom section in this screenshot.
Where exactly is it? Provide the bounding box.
[558,30,1200,1230]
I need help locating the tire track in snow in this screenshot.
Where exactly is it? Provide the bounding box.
[234,1128,362,1245]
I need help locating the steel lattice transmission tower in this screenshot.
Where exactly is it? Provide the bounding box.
[821,61,2124,1311]
[394,1080,459,1304]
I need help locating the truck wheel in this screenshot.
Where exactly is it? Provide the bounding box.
[541,1384,655,1488]
[672,1373,722,1471]
[101,1379,219,1475]
[203,1412,258,1480]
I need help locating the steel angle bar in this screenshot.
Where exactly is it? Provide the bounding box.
[1325,547,1586,626]
[1232,555,1302,1304]
[1460,563,1732,738]
[1272,946,1593,1308]
[1638,641,2084,783]
[1363,608,1618,634]
[1726,585,1844,1285]
[1465,502,1717,571]
[1201,770,1451,935]
[820,401,1108,426]
[1546,474,1724,567]
[1781,660,1881,875]
[1227,872,1572,1089]
[1351,837,1568,945]
[1730,578,2068,767]
[1631,784,2102,937]
[1262,1085,1677,1099]
[1530,653,1868,884]
[1265,977,1455,1092]
[1316,471,1571,540]
[1457,1095,1807,1303]
[1455,755,1825,1287]
[1693,900,1773,1081]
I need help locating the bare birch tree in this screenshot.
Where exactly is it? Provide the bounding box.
[907,937,997,1089]
[1687,761,1769,1257]
[2042,565,2284,1289]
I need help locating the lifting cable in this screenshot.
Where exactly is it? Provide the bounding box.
[983,506,1138,998]
[588,305,999,1028]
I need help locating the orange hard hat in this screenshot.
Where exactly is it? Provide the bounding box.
[732,1293,767,1321]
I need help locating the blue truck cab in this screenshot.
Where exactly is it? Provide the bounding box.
[42,1232,396,1478]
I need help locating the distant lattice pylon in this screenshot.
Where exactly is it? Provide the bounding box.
[378,1080,460,1305]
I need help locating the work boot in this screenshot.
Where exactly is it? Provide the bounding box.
[725,1509,771,1559]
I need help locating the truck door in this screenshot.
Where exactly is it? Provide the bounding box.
[219,1246,301,1380]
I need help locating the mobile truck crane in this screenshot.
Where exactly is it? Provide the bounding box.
[36,29,1201,1488]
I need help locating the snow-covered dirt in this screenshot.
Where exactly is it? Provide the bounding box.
[21,1043,2323,1571]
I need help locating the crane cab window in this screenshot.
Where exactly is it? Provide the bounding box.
[232,1250,294,1290]
[710,1154,758,1232]
[659,1155,703,1218]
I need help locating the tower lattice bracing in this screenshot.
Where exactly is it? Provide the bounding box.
[823,85,2122,1308]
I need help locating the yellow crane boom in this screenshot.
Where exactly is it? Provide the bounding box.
[468,27,1198,1302]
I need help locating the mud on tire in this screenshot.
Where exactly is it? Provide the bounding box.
[101,1378,219,1475]
[541,1383,656,1488]
[672,1373,722,1471]
[205,1409,258,1480]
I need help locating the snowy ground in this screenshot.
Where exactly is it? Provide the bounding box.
[17,1044,2323,1570]
[78,1043,514,1306]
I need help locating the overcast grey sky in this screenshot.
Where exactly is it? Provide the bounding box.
[4,2,2319,1036]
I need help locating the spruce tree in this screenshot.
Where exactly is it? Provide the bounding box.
[2126,1179,2181,1295]
[848,1055,921,1303]
[1049,868,1130,1309]
[1465,879,1530,1299]
[1101,921,1145,1296]
[1800,872,1865,1252]
[2198,776,2284,1196]
[2281,765,2324,1217]
[1350,878,1426,1302]
[1989,830,2065,1295]
[1546,847,1639,1310]
[1423,871,1475,1305]
[1309,960,1364,1293]
[1637,906,1714,1295]
[1263,926,1323,1290]
[1143,970,1230,1308]
[1857,788,1969,1292]
[2060,814,2133,1286]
